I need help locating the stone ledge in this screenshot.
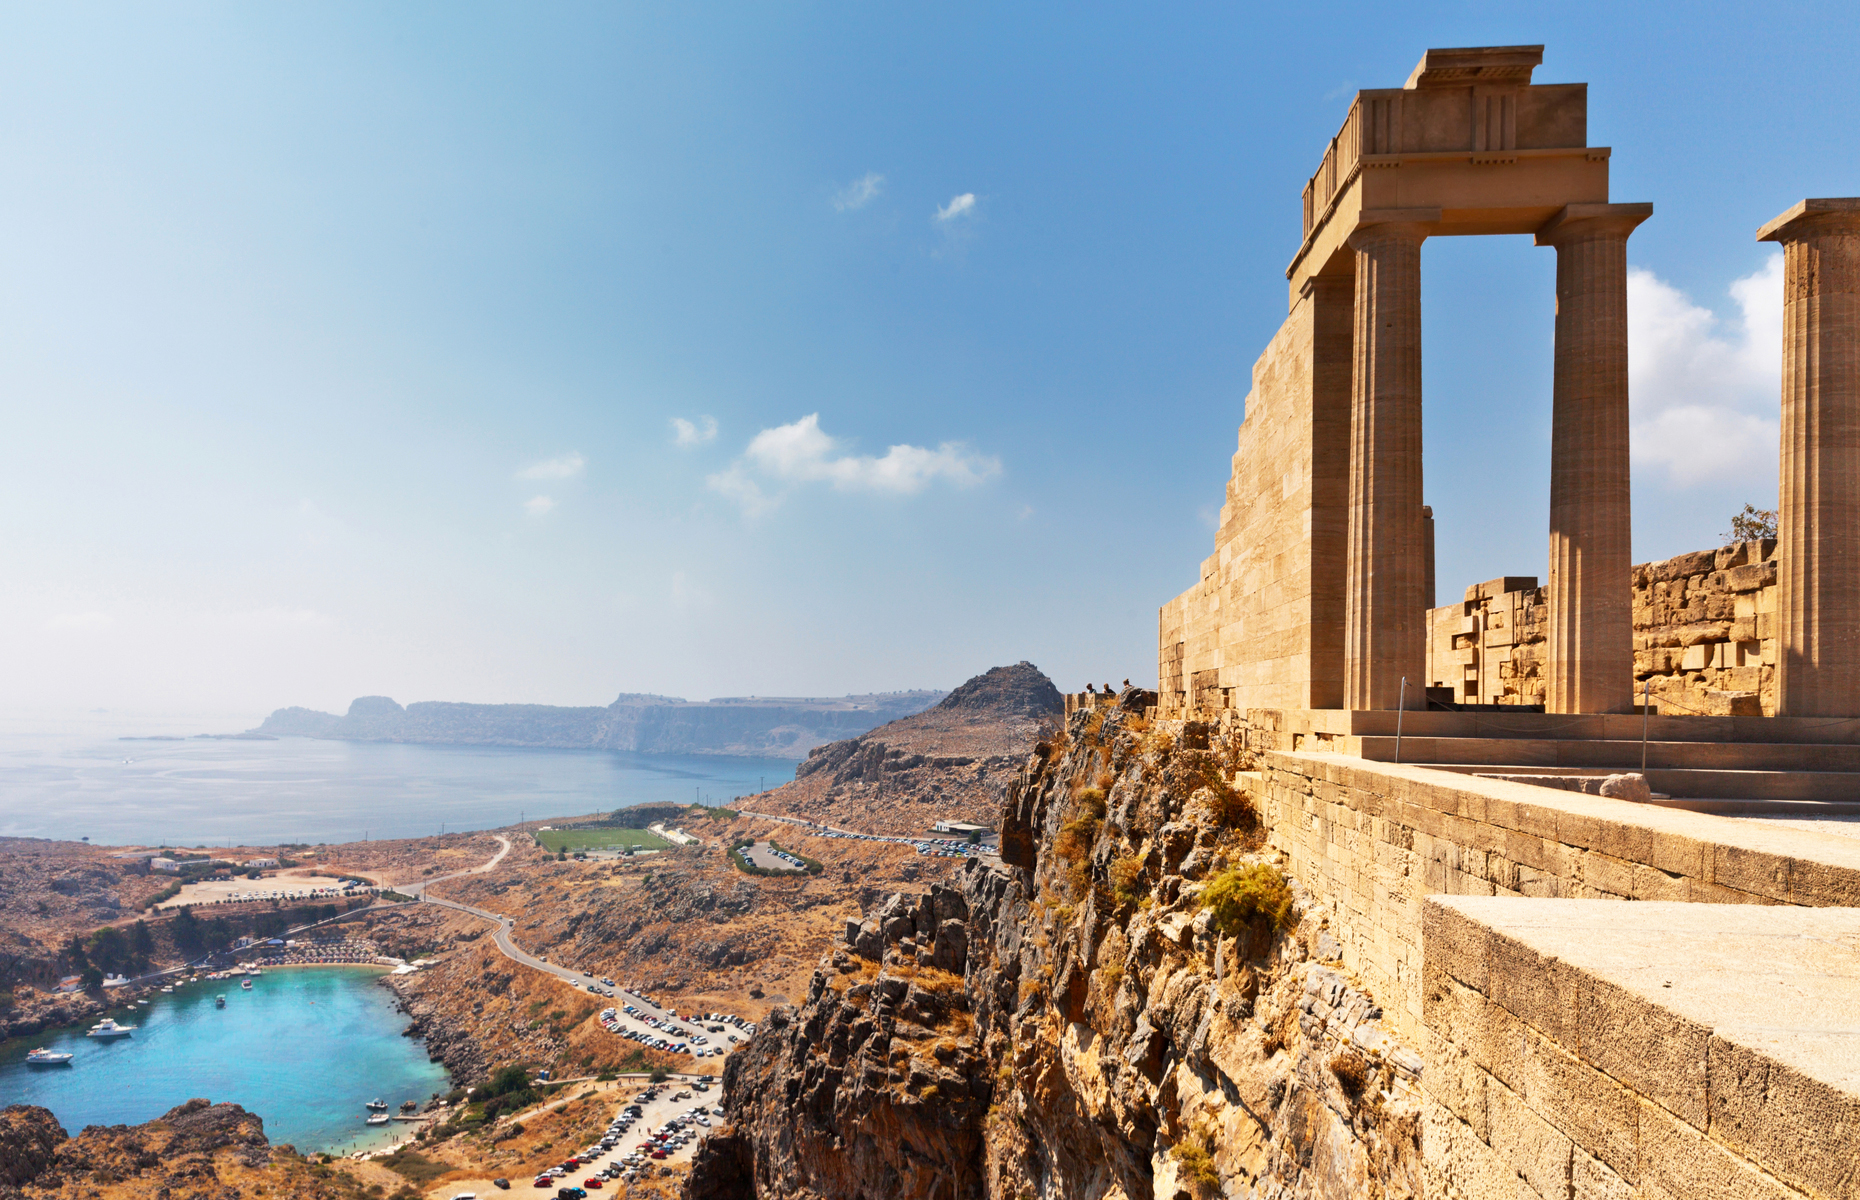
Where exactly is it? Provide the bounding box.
[1424,895,1860,1199]
[1264,751,1860,907]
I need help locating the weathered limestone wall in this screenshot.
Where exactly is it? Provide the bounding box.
[1248,749,1860,1046]
[1159,282,1351,714]
[1424,897,1860,1199]
[1425,538,1781,716]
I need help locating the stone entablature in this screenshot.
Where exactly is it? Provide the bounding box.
[1424,539,1781,716]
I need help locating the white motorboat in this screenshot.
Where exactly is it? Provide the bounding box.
[26,1048,74,1066]
[241,979,253,990]
[366,1098,388,1112]
[365,1113,391,1125]
[85,1018,135,1039]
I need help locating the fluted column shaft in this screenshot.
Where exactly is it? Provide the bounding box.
[1766,203,1860,716]
[1344,223,1427,710]
[1537,204,1648,714]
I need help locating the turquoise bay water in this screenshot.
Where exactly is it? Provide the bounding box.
[0,968,450,1154]
[0,711,793,845]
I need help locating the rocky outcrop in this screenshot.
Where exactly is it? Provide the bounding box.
[0,1107,66,1187]
[687,703,1421,1199]
[254,690,945,759]
[775,663,1062,834]
[3,1099,271,1198]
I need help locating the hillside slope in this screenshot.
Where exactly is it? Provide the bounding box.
[743,662,1062,835]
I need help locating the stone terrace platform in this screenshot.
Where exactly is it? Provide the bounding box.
[1236,743,1860,1198]
[1425,897,1860,1199]
[1235,707,1860,808]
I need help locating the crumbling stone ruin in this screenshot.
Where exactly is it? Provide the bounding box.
[1426,538,1782,715]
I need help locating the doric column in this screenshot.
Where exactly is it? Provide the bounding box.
[1344,219,1428,710]
[1760,199,1860,716]
[1536,203,1651,714]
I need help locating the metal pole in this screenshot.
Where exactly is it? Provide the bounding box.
[1395,677,1406,765]
[1641,679,1650,774]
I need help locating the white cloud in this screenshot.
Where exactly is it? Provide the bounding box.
[707,413,1001,515]
[703,463,775,519]
[833,172,884,212]
[44,611,112,632]
[671,415,718,447]
[515,452,586,480]
[524,495,556,517]
[225,606,334,631]
[1629,255,1782,486]
[935,193,977,223]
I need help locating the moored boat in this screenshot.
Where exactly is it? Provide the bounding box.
[216,994,226,1007]
[241,979,253,990]
[366,1098,388,1112]
[26,1048,74,1066]
[365,1112,391,1125]
[85,1018,135,1039]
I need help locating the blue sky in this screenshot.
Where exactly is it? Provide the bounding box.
[3,2,1855,718]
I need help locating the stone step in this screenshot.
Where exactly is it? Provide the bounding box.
[1355,736,1860,773]
[1407,760,1860,802]
[1279,708,1860,745]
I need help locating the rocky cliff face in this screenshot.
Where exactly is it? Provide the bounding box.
[686,699,1421,1199]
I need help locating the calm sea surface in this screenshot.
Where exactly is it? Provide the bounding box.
[0,968,449,1154]
[0,712,794,845]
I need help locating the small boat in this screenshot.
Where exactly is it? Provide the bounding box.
[366,1098,388,1112]
[241,979,253,990]
[216,995,226,1007]
[365,1113,391,1126]
[86,1018,135,1039]
[161,986,173,993]
[136,999,150,1006]
[26,1048,74,1066]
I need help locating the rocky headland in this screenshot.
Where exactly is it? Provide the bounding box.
[745,661,1063,835]
[251,689,947,760]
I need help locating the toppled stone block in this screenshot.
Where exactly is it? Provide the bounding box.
[1597,773,1652,803]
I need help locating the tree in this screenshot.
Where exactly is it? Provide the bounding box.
[1724,503,1778,544]
[80,965,105,993]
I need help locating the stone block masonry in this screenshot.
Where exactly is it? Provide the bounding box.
[1426,538,1781,716]
[1423,897,1860,1199]
[1252,749,1860,1045]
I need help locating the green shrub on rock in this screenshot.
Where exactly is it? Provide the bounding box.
[1199,863,1294,935]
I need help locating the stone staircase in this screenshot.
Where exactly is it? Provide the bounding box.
[1240,707,1860,814]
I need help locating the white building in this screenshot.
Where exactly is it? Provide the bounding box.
[244,857,280,869]
[150,857,178,873]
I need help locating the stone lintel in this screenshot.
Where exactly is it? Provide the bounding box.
[1758,196,1860,242]
[1403,45,1544,90]
[1533,201,1653,246]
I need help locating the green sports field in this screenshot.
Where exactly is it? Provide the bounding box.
[534,828,672,853]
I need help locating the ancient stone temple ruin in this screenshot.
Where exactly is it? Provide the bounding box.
[1149,45,1860,1200]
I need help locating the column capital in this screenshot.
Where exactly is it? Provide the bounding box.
[1758,198,1860,243]
[1346,208,1439,251]
[1534,202,1652,247]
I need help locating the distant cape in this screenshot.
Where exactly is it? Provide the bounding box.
[251,690,946,761]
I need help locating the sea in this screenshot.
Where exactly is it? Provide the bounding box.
[0,710,795,846]
[0,968,449,1153]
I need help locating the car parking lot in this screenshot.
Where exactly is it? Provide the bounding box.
[526,1079,723,1190]
[738,841,808,872]
[595,987,757,1061]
